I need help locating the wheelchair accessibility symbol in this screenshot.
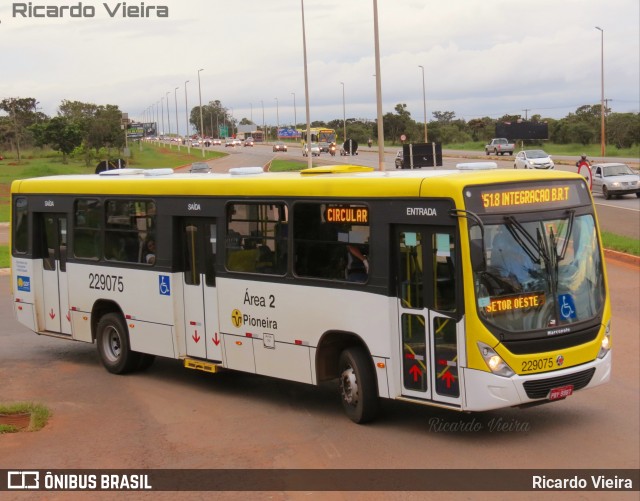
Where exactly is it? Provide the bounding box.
[558,294,576,320]
[159,275,171,296]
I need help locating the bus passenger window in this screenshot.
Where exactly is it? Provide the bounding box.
[433,233,456,312]
[293,202,370,282]
[104,199,157,264]
[13,198,29,254]
[226,203,287,275]
[74,198,101,259]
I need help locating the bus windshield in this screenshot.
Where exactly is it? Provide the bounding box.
[475,213,605,332]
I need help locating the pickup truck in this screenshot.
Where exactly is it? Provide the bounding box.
[485,138,515,156]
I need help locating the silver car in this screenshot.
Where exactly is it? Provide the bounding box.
[513,150,555,169]
[591,163,640,199]
[302,143,320,157]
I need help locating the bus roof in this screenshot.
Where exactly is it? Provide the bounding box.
[11,166,586,199]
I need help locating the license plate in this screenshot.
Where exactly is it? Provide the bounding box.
[548,385,574,400]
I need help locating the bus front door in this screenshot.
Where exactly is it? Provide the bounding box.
[180,218,221,361]
[395,226,462,407]
[39,213,71,334]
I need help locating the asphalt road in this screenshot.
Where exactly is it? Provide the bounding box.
[0,257,638,498]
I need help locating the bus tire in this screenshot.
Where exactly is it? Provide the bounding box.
[338,347,379,424]
[96,313,140,374]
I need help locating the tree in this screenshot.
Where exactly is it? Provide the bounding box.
[190,100,230,138]
[383,104,415,144]
[30,116,84,164]
[57,100,124,165]
[0,97,39,163]
[607,113,640,149]
[432,110,456,124]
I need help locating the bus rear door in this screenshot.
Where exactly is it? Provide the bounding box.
[39,213,71,335]
[395,226,463,407]
[180,218,221,361]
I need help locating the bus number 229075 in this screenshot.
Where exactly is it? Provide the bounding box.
[89,273,124,293]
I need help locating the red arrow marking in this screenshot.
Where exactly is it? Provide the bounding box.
[442,371,456,388]
[212,332,220,346]
[49,308,56,320]
[192,331,201,343]
[408,365,422,382]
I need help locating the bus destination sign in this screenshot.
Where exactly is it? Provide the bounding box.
[466,180,587,214]
[324,205,369,224]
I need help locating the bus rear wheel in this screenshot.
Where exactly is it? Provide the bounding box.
[338,347,378,424]
[96,313,140,374]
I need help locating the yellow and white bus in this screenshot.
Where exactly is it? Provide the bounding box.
[10,164,611,423]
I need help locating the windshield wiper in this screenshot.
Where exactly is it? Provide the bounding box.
[557,210,575,261]
[504,216,541,264]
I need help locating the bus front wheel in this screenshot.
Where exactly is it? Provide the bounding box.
[96,313,140,374]
[338,347,379,424]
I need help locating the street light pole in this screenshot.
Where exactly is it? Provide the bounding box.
[291,92,297,129]
[174,87,180,151]
[373,0,385,171]
[261,100,265,142]
[197,68,205,157]
[340,82,346,143]
[184,80,190,154]
[301,0,312,170]
[275,97,279,139]
[160,97,165,143]
[418,65,428,143]
[595,26,605,157]
[166,91,171,149]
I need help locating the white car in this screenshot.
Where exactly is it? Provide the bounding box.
[513,150,554,169]
[303,143,320,157]
[591,163,640,199]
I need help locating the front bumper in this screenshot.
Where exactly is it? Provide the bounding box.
[462,351,611,411]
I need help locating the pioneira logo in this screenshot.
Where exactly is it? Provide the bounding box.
[12,2,170,18]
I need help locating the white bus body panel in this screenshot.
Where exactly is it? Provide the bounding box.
[128,320,176,358]
[65,263,178,344]
[12,258,38,332]
[216,278,394,392]
[252,336,313,384]
[221,333,256,373]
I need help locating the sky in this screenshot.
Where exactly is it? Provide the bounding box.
[1,0,639,135]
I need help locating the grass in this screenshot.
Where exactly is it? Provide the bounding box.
[0,245,8,268]
[0,402,51,433]
[269,159,312,171]
[601,232,640,255]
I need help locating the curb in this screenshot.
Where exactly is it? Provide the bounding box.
[604,249,640,267]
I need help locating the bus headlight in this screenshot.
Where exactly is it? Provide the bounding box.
[477,342,515,377]
[598,321,611,359]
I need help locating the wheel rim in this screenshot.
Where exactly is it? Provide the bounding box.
[102,326,121,363]
[340,364,359,406]
[603,187,608,198]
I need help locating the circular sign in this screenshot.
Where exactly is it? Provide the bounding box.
[400,134,406,141]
